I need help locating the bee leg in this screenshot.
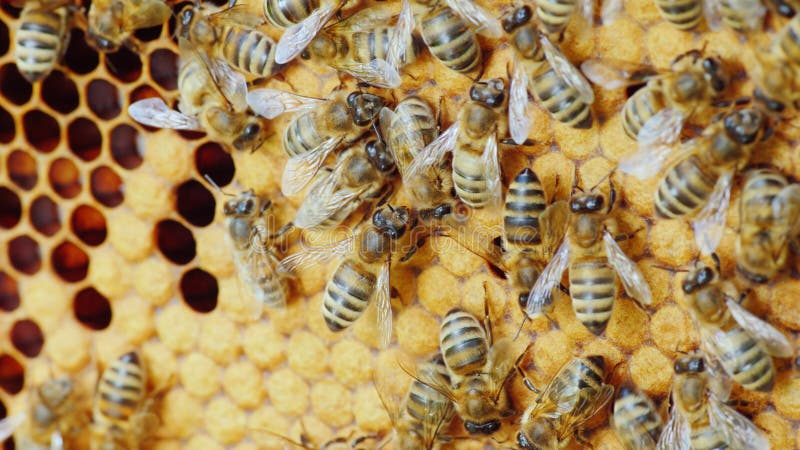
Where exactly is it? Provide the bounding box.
[573,430,594,449]
[482,281,494,345]
[399,235,428,262]
[499,137,535,145]
[515,350,540,394]
[612,227,643,243]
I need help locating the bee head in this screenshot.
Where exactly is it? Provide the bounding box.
[233,121,265,151]
[569,193,604,213]
[470,78,506,108]
[177,5,195,37]
[681,265,715,294]
[347,92,385,126]
[38,378,73,409]
[502,5,533,32]
[464,419,501,435]
[754,88,786,113]
[674,356,705,374]
[724,108,769,145]
[373,206,410,239]
[517,418,557,449]
[701,57,730,94]
[365,140,396,174]
[224,190,261,217]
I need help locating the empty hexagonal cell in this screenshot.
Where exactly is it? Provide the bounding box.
[23,110,60,153]
[155,219,196,265]
[195,142,234,187]
[149,48,178,91]
[176,180,216,227]
[10,319,44,358]
[0,18,9,56]
[67,117,102,161]
[29,195,61,237]
[0,186,21,229]
[110,124,142,169]
[71,204,107,246]
[73,287,112,330]
[0,272,19,312]
[105,46,142,83]
[7,150,37,190]
[180,268,218,313]
[129,84,160,105]
[0,3,20,18]
[89,166,123,207]
[0,105,14,143]
[49,158,82,199]
[63,29,99,75]
[0,354,24,395]
[8,235,40,275]
[87,79,121,120]
[51,241,89,283]
[134,23,163,42]
[0,64,31,105]
[41,70,79,114]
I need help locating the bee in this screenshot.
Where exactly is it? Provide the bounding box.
[128,39,271,153]
[612,384,663,450]
[14,0,74,83]
[681,261,793,392]
[618,107,773,255]
[656,355,770,450]
[581,49,731,141]
[752,14,800,112]
[86,0,171,52]
[525,179,653,335]
[504,5,595,144]
[516,355,614,449]
[535,0,595,37]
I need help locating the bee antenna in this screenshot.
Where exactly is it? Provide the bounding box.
[651,264,686,273]
[513,316,528,341]
[203,174,233,196]
[711,252,721,273]
[588,170,613,192]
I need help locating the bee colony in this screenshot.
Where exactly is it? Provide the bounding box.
[2,0,800,448]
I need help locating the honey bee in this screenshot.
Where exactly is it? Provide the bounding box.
[85,0,171,52]
[612,384,663,450]
[581,49,731,141]
[525,179,653,335]
[751,14,800,112]
[535,0,595,37]
[504,5,595,144]
[656,355,770,450]
[681,261,793,392]
[516,355,615,449]
[14,0,75,83]
[617,107,773,255]
[601,0,766,31]
[128,39,271,153]
[269,0,357,65]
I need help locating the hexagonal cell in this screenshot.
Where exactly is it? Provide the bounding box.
[71,204,107,246]
[0,3,20,18]
[0,186,21,229]
[105,46,142,83]
[110,124,143,170]
[89,166,123,207]
[129,84,160,104]
[49,157,82,199]
[8,235,40,275]
[7,149,37,190]
[67,117,102,161]
[0,105,14,143]
[51,241,89,282]
[0,272,19,312]
[0,63,32,105]
[73,287,112,330]
[29,195,61,237]
[63,29,99,75]
[87,79,121,120]
[0,18,9,56]
[0,354,24,395]
[134,23,163,42]
[155,219,197,265]
[195,142,235,187]
[23,110,60,153]
[176,180,216,227]
[180,268,218,313]
[41,70,79,114]
[149,48,178,91]
[10,319,44,358]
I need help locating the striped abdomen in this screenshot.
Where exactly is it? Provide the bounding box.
[263,0,318,28]
[654,0,703,29]
[718,0,760,31]
[322,259,376,331]
[389,97,438,170]
[15,4,70,83]
[535,0,578,35]
[92,352,146,445]
[218,25,285,78]
[779,15,800,68]
[439,309,489,377]
[717,326,775,392]
[741,169,787,227]
[655,156,717,218]
[251,251,289,309]
[622,86,667,140]
[528,55,592,128]
[351,27,418,66]
[689,423,730,450]
[613,386,662,449]
[406,357,453,423]
[569,258,617,335]
[421,7,481,74]
[547,356,606,410]
[504,168,547,249]
[283,111,326,157]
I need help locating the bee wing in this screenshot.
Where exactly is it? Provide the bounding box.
[540,34,595,103]
[50,431,65,450]
[509,58,533,145]
[612,388,660,450]
[540,200,570,258]
[335,59,402,88]
[482,131,502,209]
[772,183,800,220]
[122,0,172,31]
[601,0,625,23]
[206,57,248,111]
[702,0,724,30]
[570,384,614,427]
[525,237,570,318]
[692,172,732,255]
[580,0,595,25]
[617,109,687,179]
[387,0,416,70]
[275,3,338,64]
[373,260,393,348]
[445,0,503,37]
[128,98,203,131]
[207,3,267,28]
[726,298,793,358]
[656,405,691,450]
[709,395,770,450]
[278,235,354,273]
[249,233,287,310]
[0,413,25,440]
[247,88,326,120]
[379,107,425,179]
[603,230,652,306]
[293,172,366,229]
[580,58,660,89]
[406,123,459,185]
[281,136,342,196]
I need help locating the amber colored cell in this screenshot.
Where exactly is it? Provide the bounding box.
[7,149,37,190]
[129,84,161,105]
[67,118,102,161]
[51,241,89,282]
[63,29,98,74]
[0,272,19,311]
[87,79,121,120]
[89,166,124,207]
[10,319,44,357]
[29,195,60,236]
[105,46,142,82]
[41,70,79,114]
[0,354,24,394]
[149,48,179,91]
[110,124,143,169]
[23,110,60,153]
[0,63,31,105]
[71,204,107,246]
[48,158,81,199]
[73,287,112,330]
[195,142,235,187]
[0,105,13,143]
[0,186,21,228]
[156,219,197,265]
[180,268,218,313]
[175,180,216,227]
[8,235,41,275]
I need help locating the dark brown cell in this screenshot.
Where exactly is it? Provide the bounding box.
[64,29,99,74]
[149,48,178,90]
[0,105,13,143]
[176,179,216,227]
[105,46,142,83]
[71,204,107,246]
[180,268,218,313]
[8,235,40,275]
[110,124,142,169]
[41,70,79,114]
[0,17,9,56]
[195,142,235,187]
[129,84,160,104]
[0,354,24,395]
[10,319,44,358]
[0,272,19,312]
[134,23,163,42]
[155,219,196,265]
[29,195,60,237]
[23,110,60,153]
[0,64,31,105]
[0,3,20,18]
[51,241,89,282]
[0,186,21,229]
[49,158,82,199]
[73,287,112,330]
[67,118,102,161]
[89,166,123,207]
[87,79,121,119]
[7,150,37,190]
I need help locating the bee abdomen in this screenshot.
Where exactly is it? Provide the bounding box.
[690,426,729,450]
[254,271,288,309]
[719,327,775,392]
[550,356,606,405]
[504,168,547,247]
[283,112,325,157]
[440,309,489,376]
[452,145,489,208]
[322,260,374,332]
[623,87,666,140]
[742,168,786,225]
[421,7,481,73]
[654,0,703,29]
[655,157,716,218]
[15,6,69,83]
[263,0,318,28]
[220,26,284,78]
[569,260,616,335]
[94,352,146,429]
[535,0,578,34]
[614,387,663,445]
[407,358,452,421]
[779,15,800,64]
[395,97,438,145]
[531,68,593,128]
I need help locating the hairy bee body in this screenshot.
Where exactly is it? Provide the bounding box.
[420,6,482,74]
[91,352,149,450]
[612,385,662,450]
[504,168,547,249]
[263,0,319,28]
[752,15,800,111]
[87,0,170,52]
[14,2,70,83]
[405,357,453,425]
[568,256,617,334]
[535,0,578,35]
[350,26,419,66]
[673,361,727,449]
[440,309,489,376]
[386,97,438,169]
[622,88,666,139]
[654,0,703,29]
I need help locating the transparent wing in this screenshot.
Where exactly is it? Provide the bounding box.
[573,384,614,426]
[603,231,652,306]
[206,57,248,111]
[580,58,660,89]
[727,298,793,357]
[379,107,425,178]
[540,200,570,258]
[773,184,800,221]
[387,0,416,70]
[335,59,402,88]
[482,132,502,209]
[50,431,65,450]
[246,88,326,119]
[0,413,24,440]
[617,109,687,179]
[128,98,203,131]
[374,260,393,348]
[612,388,660,450]
[207,3,267,28]
[509,58,533,145]
[601,0,625,23]
[703,0,724,30]
[281,136,342,196]
[580,0,595,24]
[275,3,338,64]
[637,107,686,148]
[540,34,595,103]
[278,235,354,273]
[709,395,770,450]
[124,0,172,30]
[293,171,366,229]
[247,234,287,309]
[526,237,570,318]
[692,172,732,255]
[446,0,503,37]
[405,124,459,184]
[656,405,691,450]
[739,0,767,30]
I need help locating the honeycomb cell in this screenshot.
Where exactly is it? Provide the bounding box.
[0,272,19,311]
[110,124,143,169]
[67,117,102,161]
[0,63,31,105]
[73,287,112,330]
[10,319,44,358]
[0,354,24,394]
[63,29,99,74]
[87,79,121,120]
[0,186,21,228]
[175,180,216,227]
[70,204,107,246]
[41,70,79,114]
[48,158,82,199]
[180,268,218,313]
[149,48,178,91]
[23,110,60,153]
[0,18,8,55]
[134,23,163,42]
[155,219,197,265]
[105,46,142,82]
[7,149,37,190]
[195,142,235,187]
[129,84,160,105]
[51,241,89,282]
[89,165,124,207]
[29,195,60,236]
[8,235,41,275]
[0,105,13,143]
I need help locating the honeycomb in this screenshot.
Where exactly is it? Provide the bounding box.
[0,0,800,448]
